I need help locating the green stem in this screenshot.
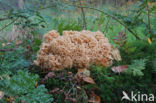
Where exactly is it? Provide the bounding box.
[0,17,11,21]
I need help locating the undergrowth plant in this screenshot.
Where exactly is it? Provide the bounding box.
[0,0,156,103]
[0,43,30,74]
[57,20,82,34]
[89,40,156,102]
[0,70,53,103]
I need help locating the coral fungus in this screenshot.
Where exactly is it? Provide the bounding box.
[34,30,121,71]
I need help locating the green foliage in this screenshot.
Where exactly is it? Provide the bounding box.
[119,41,155,62]
[125,59,147,76]
[0,44,30,74]
[97,13,105,25]
[0,70,53,103]
[32,38,42,52]
[100,1,156,40]
[42,69,89,103]
[0,1,156,103]
[57,20,82,34]
[89,40,156,103]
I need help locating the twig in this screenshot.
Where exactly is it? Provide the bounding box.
[103,18,111,33]
[37,3,142,40]
[0,17,18,32]
[67,82,76,95]
[55,83,69,103]
[38,5,56,10]
[62,3,141,40]
[0,17,11,21]
[79,0,87,29]
[0,48,17,52]
[146,0,152,40]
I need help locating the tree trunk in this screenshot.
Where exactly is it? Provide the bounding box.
[9,0,25,41]
[79,0,87,30]
[18,0,24,9]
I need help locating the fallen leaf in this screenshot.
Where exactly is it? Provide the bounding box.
[35,82,38,88]
[5,97,10,102]
[26,45,31,50]
[88,93,101,103]
[44,72,55,80]
[5,96,15,103]
[147,38,152,45]
[82,77,96,84]
[77,68,90,77]
[68,72,72,75]
[0,91,4,99]
[70,98,77,103]
[16,40,21,45]
[50,88,59,94]
[47,72,55,78]
[76,86,81,90]
[111,65,128,73]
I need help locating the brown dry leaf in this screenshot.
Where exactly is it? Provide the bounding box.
[70,98,77,103]
[111,65,128,73]
[76,86,81,90]
[35,82,38,88]
[26,45,31,50]
[82,77,96,84]
[46,72,55,78]
[5,97,10,102]
[51,88,59,94]
[88,93,101,103]
[77,68,90,77]
[15,40,21,45]
[112,47,122,61]
[0,91,4,99]
[5,96,15,103]
[44,72,55,81]
[68,72,72,75]
[147,38,152,45]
